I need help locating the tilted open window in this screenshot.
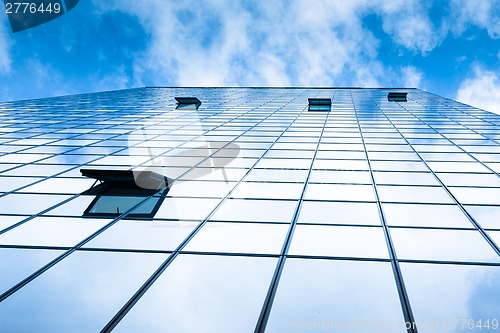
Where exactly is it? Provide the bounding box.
[175,97,202,110]
[308,98,332,111]
[80,169,172,219]
[387,92,408,102]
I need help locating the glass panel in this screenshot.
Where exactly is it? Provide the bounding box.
[43,196,96,217]
[153,197,221,221]
[18,177,96,194]
[486,231,500,247]
[230,182,304,200]
[390,228,500,263]
[166,180,235,198]
[313,159,369,171]
[0,215,26,231]
[298,201,381,225]
[2,164,75,176]
[183,222,289,254]
[0,217,110,247]
[370,161,428,172]
[400,263,500,329]
[0,248,64,294]
[288,225,389,259]
[112,254,277,333]
[243,168,308,183]
[373,172,439,186]
[0,251,167,333]
[449,187,500,205]
[266,259,405,333]
[383,203,474,228]
[436,173,500,187]
[427,161,491,173]
[87,196,157,215]
[254,158,312,169]
[465,206,500,229]
[83,220,199,251]
[304,184,376,202]
[377,185,454,204]
[309,170,372,184]
[210,199,296,223]
[0,193,72,215]
[0,176,44,192]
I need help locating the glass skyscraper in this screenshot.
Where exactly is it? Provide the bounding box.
[0,87,499,333]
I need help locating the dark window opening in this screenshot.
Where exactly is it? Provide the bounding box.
[308,98,331,111]
[80,169,172,219]
[175,97,202,110]
[387,92,408,102]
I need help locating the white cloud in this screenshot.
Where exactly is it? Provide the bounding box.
[456,67,500,114]
[448,0,500,39]
[401,66,423,88]
[377,0,445,55]
[97,0,441,89]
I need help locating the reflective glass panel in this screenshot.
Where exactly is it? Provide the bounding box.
[266,259,405,333]
[0,217,110,247]
[288,225,389,259]
[465,205,500,229]
[153,197,221,221]
[390,228,500,263]
[113,254,277,333]
[83,220,199,251]
[210,199,297,223]
[377,185,454,204]
[401,263,500,329]
[304,184,376,202]
[298,201,381,225]
[230,182,304,200]
[449,187,500,205]
[0,251,167,333]
[183,222,289,254]
[0,194,72,215]
[0,248,64,294]
[382,203,473,228]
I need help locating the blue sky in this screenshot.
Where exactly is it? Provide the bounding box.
[0,0,499,113]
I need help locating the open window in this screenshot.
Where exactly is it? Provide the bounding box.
[387,92,407,102]
[308,98,331,111]
[175,97,202,110]
[80,169,172,219]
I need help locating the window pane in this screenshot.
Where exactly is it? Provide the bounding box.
[298,201,381,225]
[465,205,500,229]
[230,182,304,200]
[0,251,167,333]
[153,198,221,221]
[266,259,405,332]
[83,220,199,251]
[112,254,277,333]
[304,184,376,202]
[377,185,454,204]
[383,203,473,228]
[0,194,72,215]
[401,263,500,327]
[210,199,296,223]
[0,248,64,294]
[390,228,500,263]
[373,172,439,186]
[449,187,500,205]
[288,225,389,259]
[183,222,288,255]
[309,170,372,184]
[0,217,110,247]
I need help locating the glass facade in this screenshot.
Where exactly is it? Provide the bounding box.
[0,87,499,332]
